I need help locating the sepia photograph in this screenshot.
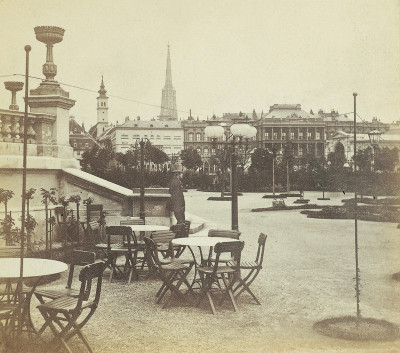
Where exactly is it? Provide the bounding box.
[0,0,399,352]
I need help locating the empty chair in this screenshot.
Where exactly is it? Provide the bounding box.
[82,204,105,244]
[196,241,244,314]
[228,233,267,305]
[144,237,193,308]
[208,229,241,263]
[170,220,191,258]
[150,230,176,258]
[170,220,191,238]
[106,226,138,283]
[120,217,147,270]
[34,250,96,302]
[37,261,106,353]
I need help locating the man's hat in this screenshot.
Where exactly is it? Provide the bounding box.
[171,164,183,173]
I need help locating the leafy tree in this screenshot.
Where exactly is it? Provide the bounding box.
[180,148,203,170]
[327,142,346,171]
[353,147,373,173]
[251,148,272,172]
[374,147,399,172]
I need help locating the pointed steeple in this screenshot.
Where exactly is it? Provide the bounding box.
[98,75,107,98]
[159,44,178,120]
[96,76,109,134]
[165,44,173,87]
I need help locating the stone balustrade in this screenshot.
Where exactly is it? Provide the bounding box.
[0,108,57,157]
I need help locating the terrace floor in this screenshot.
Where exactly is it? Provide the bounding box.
[19,191,400,352]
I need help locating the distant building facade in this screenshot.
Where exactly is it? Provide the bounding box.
[100,116,184,156]
[317,109,390,139]
[182,111,259,172]
[326,130,400,170]
[253,104,326,157]
[69,117,98,159]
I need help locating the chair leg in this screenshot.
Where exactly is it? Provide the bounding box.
[233,268,261,304]
[220,273,239,312]
[196,273,217,314]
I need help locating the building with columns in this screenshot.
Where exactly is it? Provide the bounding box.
[182,111,259,172]
[159,45,178,121]
[253,104,325,157]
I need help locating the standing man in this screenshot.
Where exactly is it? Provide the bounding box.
[169,164,185,225]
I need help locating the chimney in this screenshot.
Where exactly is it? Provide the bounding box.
[125,116,130,122]
[137,116,140,121]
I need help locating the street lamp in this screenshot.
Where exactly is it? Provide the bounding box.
[205,123,256,230]
[134,138,150,222]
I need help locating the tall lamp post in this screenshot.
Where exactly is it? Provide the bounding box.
[205,123,256,230]
[134,138,150,222]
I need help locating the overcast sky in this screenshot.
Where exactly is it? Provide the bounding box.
[0,0,399,128]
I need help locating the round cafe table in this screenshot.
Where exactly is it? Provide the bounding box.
[171,237,241,289]
[172,236,241,264]
[0,258,68,280]
[0,258,68,342]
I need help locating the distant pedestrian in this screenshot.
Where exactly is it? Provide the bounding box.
[168,164,185,224]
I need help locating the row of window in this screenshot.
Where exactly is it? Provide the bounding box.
[120,134,182,140]
[187,133,256,142]
[263,132,322,140]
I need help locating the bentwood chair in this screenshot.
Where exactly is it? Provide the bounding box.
[144,237,194,308]
[37,261,106,353]
[196,241,244,315]
[34,250,96,302]
[228,233,267,305]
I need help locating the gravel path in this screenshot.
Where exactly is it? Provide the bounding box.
[27,191,400,353]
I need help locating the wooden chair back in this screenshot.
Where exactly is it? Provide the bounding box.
[105,226,133,254]
[77,261,106,308]
[208,229,241,240]
[150,230,175,244]
[213,241,244,271]
[143,237,161,270]
[255,233,268,265]
[170,220,191,238]
[66,250,96,289]
[120,218,145,226]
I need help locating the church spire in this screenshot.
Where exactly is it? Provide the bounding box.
[159,44,178,120]
[98,75,107,98]
[165,44,173,87]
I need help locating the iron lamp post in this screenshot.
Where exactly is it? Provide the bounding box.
[205,123,256,230]
[134,138,150,222]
